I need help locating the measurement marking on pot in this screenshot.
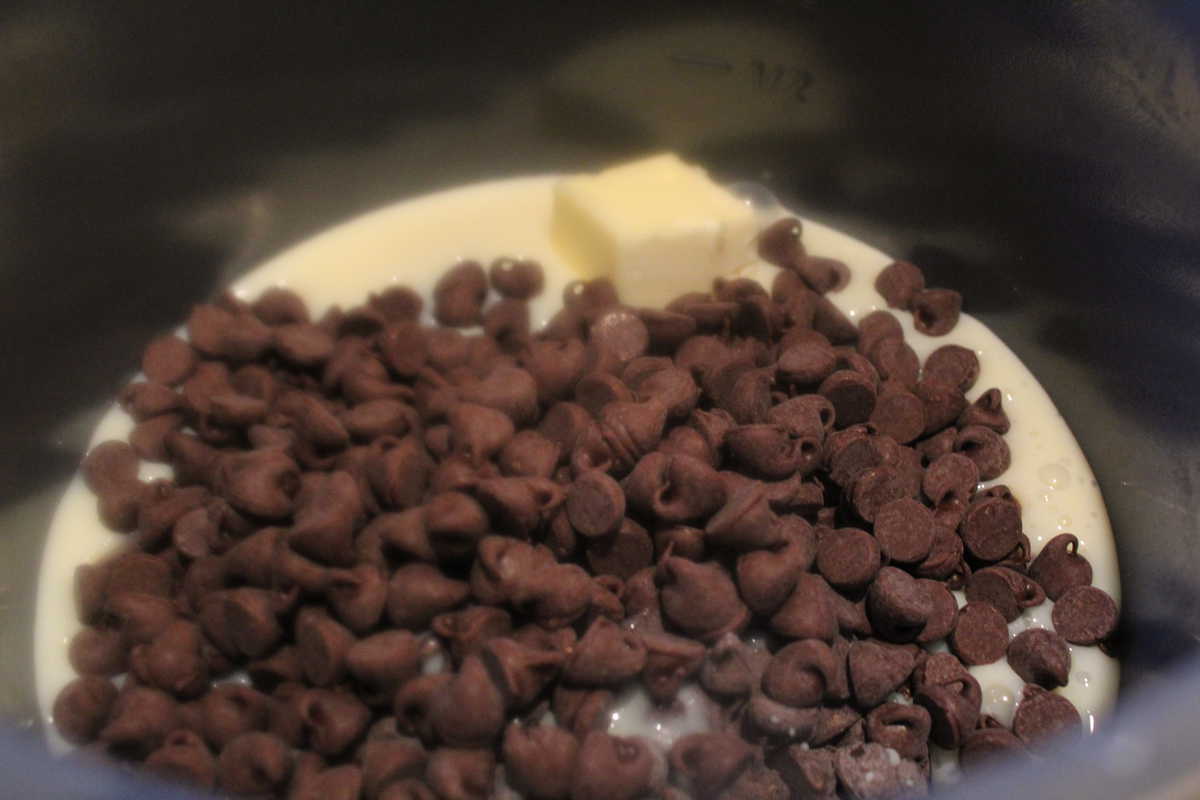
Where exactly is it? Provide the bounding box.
[668,53,815,102]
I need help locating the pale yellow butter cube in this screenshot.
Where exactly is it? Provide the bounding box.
[551,153,758,308]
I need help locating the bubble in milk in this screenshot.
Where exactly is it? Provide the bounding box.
[1038,463,1071,490]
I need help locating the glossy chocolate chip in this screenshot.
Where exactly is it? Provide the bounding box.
[875,261,926,310]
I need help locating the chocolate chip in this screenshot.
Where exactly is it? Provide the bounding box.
[915,679,981,751]
[868,389,925,445]
[380,778,439,800]
[143,335,198,386]
[387,563,469,630]
[551,684,613,739]
[875,261,926,310]
[1008,628,1071,688]
[360,737,428,799]
[959,495,1022,563]
[866,703,931,761]
[499,430,560,479]
[771,573,838,642]
[816,527,881,591]
[758,217,805,269]
[428,655,507,748]
[872,498,935,564]
[144,729,216,790]
[571,732,656,800]
[489,257,544,299]
[778,341,837,387]
[394,674,452,744]
[503,722,578,800]
[950,602,1009,665]
[818,370,876,428]
[849,465,910,524]
[198,684,270,750]
[1029,533,1094,601]
[433,606,512,665]
[705,360,774,424]
[1011,685,1082,744]
[915,579,959,644]
[959,387,1011,434]
[69,627,127,677]
[921,453,978,508]
[771,745,836,799]
[910,288,962,337]
[847,640,915,709]
[434,260,488,327]
[670,732,753,794]
[566,470,626,538]
[252,287,310,325]
[812,295,858,345]
[658,557,749,643]
[120,380,183,422]
[53,676,118,745]
[1052,585,1119,645]
[298,688,372,756]
[217,732,292,795]
[131,619,209,697]
[959,726,1027,772]
[966,566,1044,622]
[834,742,926,800]
[866,567,931,643]
[954,424,1011,480]
[911,381,964,439]
[763,639,839,708]
[100,686,181,758]
[585,518,654,581]
[564,618,646,686]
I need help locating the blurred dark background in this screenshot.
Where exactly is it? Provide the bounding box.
[0,0,1198,747]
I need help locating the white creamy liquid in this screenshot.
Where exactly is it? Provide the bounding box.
[34,174,1120,756]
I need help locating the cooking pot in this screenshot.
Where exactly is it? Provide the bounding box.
[1,1,1198,796]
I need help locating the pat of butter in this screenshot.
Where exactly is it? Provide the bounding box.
[551,153,758,308]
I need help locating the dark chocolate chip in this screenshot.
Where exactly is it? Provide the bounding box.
[816,527,881,591]
[847,640,915,709]
[763,639,839,708]
[433,261,488,327]
[53,676,117,745]
[867,567,931,643]
[865,702,931,761]
[1011,685,1082,744]
[657,557,749,643]
[911,288,962,336]
[875,261,926,310]
[489,257,544,299]
[954,424,1011,480]
[503,722,578,800]
[818,370,876,428]
[1008,628,1071,688]
[571,732,656,800]
[1051,585,1119,645]
[950,602,1009,665]
[833,741,927,800]
[872,498,935,564]
[757,217,805,269]
[771,573,839,643]
[1029,533,1094,601]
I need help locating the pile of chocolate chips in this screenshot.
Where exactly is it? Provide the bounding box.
[54,219,1120,800]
